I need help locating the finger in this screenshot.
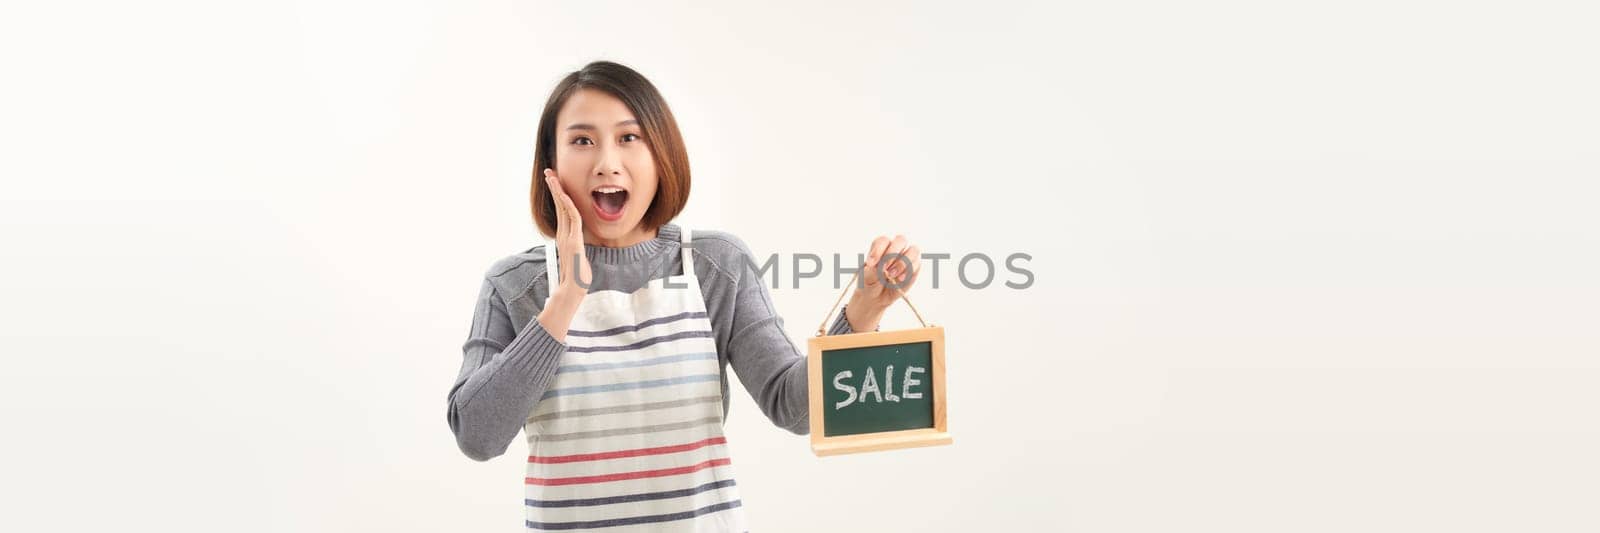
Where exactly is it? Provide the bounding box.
[882,235,909,278]
[555,183,574,236]
[544,168,561,202]
[865,235,891,268]
[544,175,570,283]
[544,172,567,220]
[544,174,562,230]
[566,196,584,244]
[546,172,579,236]
[561,190,589,283]
[893,244,921,283]
[561,190,582,236]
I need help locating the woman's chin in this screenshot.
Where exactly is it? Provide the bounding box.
[586,216,650,244]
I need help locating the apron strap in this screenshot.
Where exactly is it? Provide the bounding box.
[815,262,929,336]
[543,237,558,308]
[678,226,693,279]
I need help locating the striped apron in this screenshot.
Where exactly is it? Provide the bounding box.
[523,227,747,532]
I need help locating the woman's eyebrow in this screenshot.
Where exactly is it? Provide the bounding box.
[565,119,639,131]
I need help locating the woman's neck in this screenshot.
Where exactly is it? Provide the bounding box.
[584,225,658,248]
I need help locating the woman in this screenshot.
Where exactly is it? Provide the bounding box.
[445,60,922,531]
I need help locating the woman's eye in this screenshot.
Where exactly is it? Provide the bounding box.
[621,133,640,143]
[572,137,593,146]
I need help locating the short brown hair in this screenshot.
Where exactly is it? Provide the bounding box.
[529,61,691,239]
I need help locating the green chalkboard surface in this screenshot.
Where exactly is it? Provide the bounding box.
[821,341,936,436]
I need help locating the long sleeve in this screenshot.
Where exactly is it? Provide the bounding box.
[706,234,859,436]
[445,277,567,461]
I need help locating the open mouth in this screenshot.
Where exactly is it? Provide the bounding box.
[591,186,628,221]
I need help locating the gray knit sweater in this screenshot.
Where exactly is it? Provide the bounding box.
[446,223,858,461]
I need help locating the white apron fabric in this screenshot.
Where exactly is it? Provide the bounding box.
[522,228,747,532]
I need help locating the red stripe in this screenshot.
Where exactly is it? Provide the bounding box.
[525,457,731,486]
[528,437,727,465]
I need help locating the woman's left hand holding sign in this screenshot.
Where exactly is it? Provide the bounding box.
[844,234,922,332]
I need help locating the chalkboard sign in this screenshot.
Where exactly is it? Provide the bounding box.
[807,326,951,456]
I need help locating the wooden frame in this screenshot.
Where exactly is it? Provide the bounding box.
[808,326,951,456]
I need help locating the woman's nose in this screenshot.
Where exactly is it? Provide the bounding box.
[595,144,624,176]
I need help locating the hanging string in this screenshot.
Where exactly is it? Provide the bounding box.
[815,266,929,336]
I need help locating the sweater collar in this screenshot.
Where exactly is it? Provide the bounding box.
[581,223,680,264]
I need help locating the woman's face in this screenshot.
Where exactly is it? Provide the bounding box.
[552,88,659,247]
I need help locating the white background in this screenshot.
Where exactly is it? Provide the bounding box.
[3,1,1598,531]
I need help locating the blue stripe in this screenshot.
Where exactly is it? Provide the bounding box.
[567,330,713,353]
[566,311,708,337]
[540,374,720,399]
[525,479,737,508]
[556,351,717,374]
[527,499,743,530]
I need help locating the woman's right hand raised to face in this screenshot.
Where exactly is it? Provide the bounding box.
[537,169,591,343]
